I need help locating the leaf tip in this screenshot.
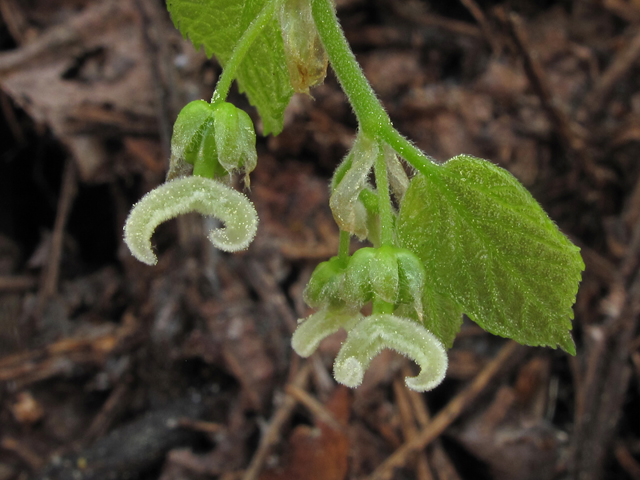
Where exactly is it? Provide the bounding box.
[559,333,577,356]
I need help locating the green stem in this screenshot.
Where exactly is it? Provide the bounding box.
[372,298,394,315]
[338,230,350,265]
[211,0,282,105]
[374,143,394,246]
[310,0,439,176]
[309,0,390,136]
[380,128,439,178]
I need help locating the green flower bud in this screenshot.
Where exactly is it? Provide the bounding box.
[166,101,258,185]
[279,0,328,94]
[385,145,410,202]
[369,245,401,304]
[333,314,447,392]
[343,246,424,308]
[330,134,377,240]
[342,247,377,306]
[167,100,216,180]
[306,245,428,315]
[303,256,348,309]
[213,102,258,182]
[191,122,227,179]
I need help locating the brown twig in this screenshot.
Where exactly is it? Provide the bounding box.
[132,0,176,159]
[0,89,25,144]
[391,1,482,39]
[584,27,640,116]
[242,259,297,334]
[285,384,347,434]
[82,379,133,444]
[37,157,77,313]
[0,1,122,74]
[503,12,587,157]
[240,258,335,394]
[1,436,44,471]
[572,268,640,479]
[241,363,311,480]
[309,353,336,397]
[603,0,640,23]
[368,341,522,480]
[457,0,502,53]
[0,0,29,45]
[404,374,463,480]
[175,418,225,434]
[393,376,434,480]
[615,441,640,480]
[0,275,37,292]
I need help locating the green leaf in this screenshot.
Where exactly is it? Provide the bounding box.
[397,155,584,354]
[421,287,464,349]
[394,284,462,349]
[167,0,293,135]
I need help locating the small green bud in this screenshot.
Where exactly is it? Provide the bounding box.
[308,246,427,314]
[344,246,423,308]
[191,122,226,179]
[385,145,410,201]
[171,100,215,164]
[279,0,328,94]
[342,248,376,306]
[167,100,216,180]
[303,256,347,309]
[213,102,258,182]
[369,245,401,304]
[330,134,377,240]
[166,101,258,185]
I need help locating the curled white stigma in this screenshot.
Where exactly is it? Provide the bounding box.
[124,176,258,265]
[333,314,448,392]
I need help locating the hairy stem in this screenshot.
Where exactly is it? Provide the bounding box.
[309,0,389,136]
[338,229,351,265]
[380,128,439,178]
[310,0,439,177]
[211,0,282,104]
[374,143,394,246]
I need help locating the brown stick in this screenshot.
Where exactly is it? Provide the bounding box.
[615,441,640,480]
[584,28,640,115]
[458,0,502,53]
[572,269,640,480]
[37,158,77,312]
[0,275,37,292]
[405,379,463,480]
[0,436,43,471]
[0,1,123,74]
[82,380,132,444]
[241,363,311,480]
[504,12,587,156]
[391,2,482,39]
[393,376,435,480]
[285,384,346,433]
[368,341,521,480]
[0,0,29,45]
